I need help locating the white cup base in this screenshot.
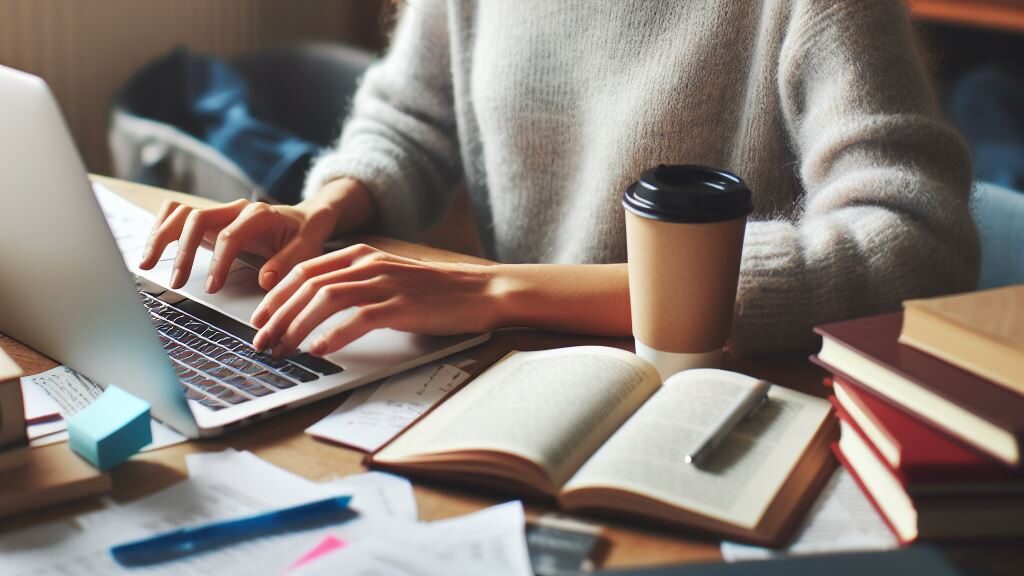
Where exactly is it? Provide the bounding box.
[634,340,722,381]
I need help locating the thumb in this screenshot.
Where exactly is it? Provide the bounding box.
[259,237,317,291]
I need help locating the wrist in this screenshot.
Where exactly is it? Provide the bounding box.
[482,263,633,336]
[300,177,376,239]
[484,264,539,330]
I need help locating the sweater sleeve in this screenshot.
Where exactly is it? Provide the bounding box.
[302,1,460,239]
[731,0,980,354]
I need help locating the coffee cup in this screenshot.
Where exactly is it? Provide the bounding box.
[622,164,753,380]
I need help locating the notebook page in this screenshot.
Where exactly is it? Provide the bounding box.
[563,377,831,529]
[375,347,661,489]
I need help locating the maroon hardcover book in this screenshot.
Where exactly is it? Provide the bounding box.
[831,378,1023,485]
[831,394,1023,493]
[812,312,1024,466]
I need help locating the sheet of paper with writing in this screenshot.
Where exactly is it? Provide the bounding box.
[306,362,471,452]
[0,449,418,576]
[20,365,186,451]
[288,502,533,576]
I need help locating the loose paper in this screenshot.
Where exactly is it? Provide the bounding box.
[289,501,534,576]
[306,362,471,452]
[1,450,418,576]
[720,468,898,561]
[20,379,62,423]
[20,365,186,452]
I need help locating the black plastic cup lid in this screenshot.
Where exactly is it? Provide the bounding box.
[622,164,753,223]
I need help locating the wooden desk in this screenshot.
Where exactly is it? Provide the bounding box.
[0,177,1018,573]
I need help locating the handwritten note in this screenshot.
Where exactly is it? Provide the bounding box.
[306,363,471,452]
[20,365,186,452]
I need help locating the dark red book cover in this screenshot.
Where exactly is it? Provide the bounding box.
[812,312,1024,465]
[832,378,1023,485]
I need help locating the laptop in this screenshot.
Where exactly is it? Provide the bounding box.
[0,65,489,438]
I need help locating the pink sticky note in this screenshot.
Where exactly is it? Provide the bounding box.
[288,535,348,571]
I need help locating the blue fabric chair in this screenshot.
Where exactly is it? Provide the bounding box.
[972,181,1024,289]
[110,44,374,205]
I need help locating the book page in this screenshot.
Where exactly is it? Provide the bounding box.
[563,372,831,529]
[374,347,661,489]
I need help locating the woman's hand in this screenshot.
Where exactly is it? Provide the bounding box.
[139,178,374,292]
[251,244,501,358]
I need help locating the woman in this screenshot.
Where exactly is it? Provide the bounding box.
[141,0,979,359]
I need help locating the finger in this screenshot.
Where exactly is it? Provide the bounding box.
[170,211,210,288]
[252,243,380,327]
[171,201,251,288]
[205,204,274,293]
[272,280,385,357]
[139,204,191,270]
[153,199,181,228]
[140,200,181,267]
[257,236,314,293]
[309,300,399,356]
[253,266,384,351]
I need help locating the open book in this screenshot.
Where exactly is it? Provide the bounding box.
[371,346,835,545]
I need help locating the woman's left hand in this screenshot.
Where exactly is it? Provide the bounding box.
[250,243,500,357]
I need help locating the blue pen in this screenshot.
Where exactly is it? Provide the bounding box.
[110,495,355,566]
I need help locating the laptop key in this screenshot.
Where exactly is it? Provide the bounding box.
[215,352,263,375]
[251,370,297,390]
[276,362,319,383]
[182,386,205,401]
[197,396,228,410]
[187,376,249,404]
[288,353,343,375]
[182,319,209,333]
[194,341,226,357]
[242,351,292,371]
[176,332,204,347]
[159,309,187,324]
[219,373,273,397]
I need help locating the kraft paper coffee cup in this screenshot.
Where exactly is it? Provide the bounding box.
[623,165,753,380]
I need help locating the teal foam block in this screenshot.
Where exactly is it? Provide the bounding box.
[67,385,152,471]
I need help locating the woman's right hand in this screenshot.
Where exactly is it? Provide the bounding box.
[139,177,374,293]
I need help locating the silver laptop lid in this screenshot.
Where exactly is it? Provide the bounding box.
[0,65,199,438]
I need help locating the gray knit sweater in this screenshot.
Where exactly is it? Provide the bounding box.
[304,0,980,354]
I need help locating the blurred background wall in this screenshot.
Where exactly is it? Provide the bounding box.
[0,0,386,174]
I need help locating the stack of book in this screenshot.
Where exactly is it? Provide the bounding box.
[811,285,1024,544]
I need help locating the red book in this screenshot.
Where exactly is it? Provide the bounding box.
[833,420,1024,544]
[831,378,1024,488]
[812,312,1024,466]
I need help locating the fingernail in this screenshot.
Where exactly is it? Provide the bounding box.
[253,332,266,351]
[261,270,278,288]
[171,269,183,288]
[310,340,326,356]
[142,247,151,262]
[205,275,217,293]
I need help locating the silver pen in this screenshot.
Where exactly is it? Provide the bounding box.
[684,379,771,466]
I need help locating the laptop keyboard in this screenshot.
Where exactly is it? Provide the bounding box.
[137,290,343,411]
